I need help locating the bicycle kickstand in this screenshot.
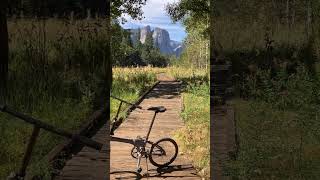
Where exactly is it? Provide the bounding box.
[136,153,142,174]
[145,153,149,179]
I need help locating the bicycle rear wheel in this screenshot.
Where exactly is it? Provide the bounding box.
[149,138,178,167]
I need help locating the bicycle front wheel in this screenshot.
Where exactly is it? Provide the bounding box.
[149,138,178,167]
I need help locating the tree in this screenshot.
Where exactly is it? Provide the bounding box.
[166,0,209,22]
[111,0,146,20]
[144,31,154,53]
[166,0,210,68]
[0,0,8,104]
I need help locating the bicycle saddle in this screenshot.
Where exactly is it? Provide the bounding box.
[147,106,166,113]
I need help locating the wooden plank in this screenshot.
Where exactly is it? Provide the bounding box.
[211,104,236,180]
[54,124,109,179]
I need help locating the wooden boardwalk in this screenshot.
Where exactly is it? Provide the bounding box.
[55,79,200,179]
[110,81,200,179]
[211,104,236,180]
[54,123,110,180]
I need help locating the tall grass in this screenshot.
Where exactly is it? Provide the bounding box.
[111,67,157,119]
[175,83,210,179]
[214,17,309,51]
[215,15,320,179]
[227,65,320,179]
[168,68,210,179]
[0,18,110,178]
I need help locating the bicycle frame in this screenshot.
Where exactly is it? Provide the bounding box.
[110,109,158,146]
[110,95,158,145]
[111,136,134,145]
[145,111,157,142]
[110,96,161,173]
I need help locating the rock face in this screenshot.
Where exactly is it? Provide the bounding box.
[153,27,173,54]
[170,40,184,57]
[140,25,151,44]
[129,26,184,57]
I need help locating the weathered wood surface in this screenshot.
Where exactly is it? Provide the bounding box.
[110,80,201,179]
[54,122,110,180]
[211,104,236,180]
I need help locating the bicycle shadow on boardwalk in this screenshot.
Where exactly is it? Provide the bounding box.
[111,164,198,179]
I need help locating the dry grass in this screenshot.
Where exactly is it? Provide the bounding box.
[113,66,209,82]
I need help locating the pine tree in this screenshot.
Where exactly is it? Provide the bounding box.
[144,31,154,53]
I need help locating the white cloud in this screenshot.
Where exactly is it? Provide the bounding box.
[142,0,175,17]
[121,0,186,41]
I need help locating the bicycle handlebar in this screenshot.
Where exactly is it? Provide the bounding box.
[110,95,142,109]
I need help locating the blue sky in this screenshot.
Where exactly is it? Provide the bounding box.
[120,0,187,42]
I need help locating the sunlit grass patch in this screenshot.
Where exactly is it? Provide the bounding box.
[111,67,157,119]
[174,83,210,179]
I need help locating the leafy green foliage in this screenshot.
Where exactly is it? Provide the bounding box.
[166,0,209,69]
[178,25,209,69]
[166,0,209,38]
[111,0,146,20]
[166,0,209,24]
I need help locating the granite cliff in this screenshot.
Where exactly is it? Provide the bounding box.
[129,25,184,57]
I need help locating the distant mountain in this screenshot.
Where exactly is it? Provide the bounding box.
[129,25,184,57]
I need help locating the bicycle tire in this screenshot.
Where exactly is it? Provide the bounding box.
[149,138,178,167]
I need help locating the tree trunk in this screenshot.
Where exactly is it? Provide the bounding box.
[0,0,8,104]
[291,0,295,27]
[210,0,216,65]
[206,13,209,70]
[286,0,290,43]
[199,42,202,69]
[206,40,209,70]
[286,0,290,26]
[86,9,91,20]
[306,0,312,39]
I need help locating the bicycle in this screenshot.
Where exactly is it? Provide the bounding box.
[110,96,179,174]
